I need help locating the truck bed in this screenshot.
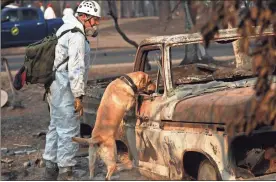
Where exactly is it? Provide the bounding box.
[83,75,121,126]
[85,75,120,98]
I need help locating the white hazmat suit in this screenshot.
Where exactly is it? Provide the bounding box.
[43,13,90,168]
[44,6,56,19]
[63,7,74,16]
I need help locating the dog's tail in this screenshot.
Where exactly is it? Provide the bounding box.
[72,137,93,144]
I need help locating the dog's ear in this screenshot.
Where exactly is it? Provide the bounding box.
[137,73,149,90]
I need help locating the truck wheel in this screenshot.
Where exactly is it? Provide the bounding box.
[197,159,219,180]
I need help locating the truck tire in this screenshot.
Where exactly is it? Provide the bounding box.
[197,159,219,180]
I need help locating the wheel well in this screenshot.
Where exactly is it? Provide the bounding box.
[183,151,207,180]
[183,151,222,180]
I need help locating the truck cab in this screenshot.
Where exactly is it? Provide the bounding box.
[83,27,276,180]
[1,7,63,48]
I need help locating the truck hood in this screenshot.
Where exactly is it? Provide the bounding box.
[172,77,276,124]
[172,86,254,124]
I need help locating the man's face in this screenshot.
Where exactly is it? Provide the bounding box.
[83,15,100,29]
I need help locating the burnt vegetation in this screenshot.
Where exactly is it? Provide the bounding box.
[200,0,276,135]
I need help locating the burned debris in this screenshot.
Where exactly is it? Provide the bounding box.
[231,131,276,178]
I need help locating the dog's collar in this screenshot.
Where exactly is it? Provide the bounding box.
[119,75,138,94]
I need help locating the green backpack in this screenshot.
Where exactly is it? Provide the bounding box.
[23,27,85,99]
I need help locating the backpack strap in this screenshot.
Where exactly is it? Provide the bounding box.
[55,27,87,70]
[55,57,69,71]
[43,27,87,100]
[57,27,87,41]
[57,28,73,39]
[57,29,72,39]
[71,27,88,42]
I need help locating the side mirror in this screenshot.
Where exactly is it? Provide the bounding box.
[1,16,10,23]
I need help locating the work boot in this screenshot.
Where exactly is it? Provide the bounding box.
[42,160,59,180]
[58,167,75,181]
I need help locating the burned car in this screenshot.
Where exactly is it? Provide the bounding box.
[83,27,276,180]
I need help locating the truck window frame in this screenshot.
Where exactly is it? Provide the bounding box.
[19,8,39,22]
[166,42,215,91]
[134,44,167,96]
[1,9,20,22]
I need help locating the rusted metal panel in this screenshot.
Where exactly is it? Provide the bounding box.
[137,95,165,123]
[139,26,274,47]
[173,86,255,124]
[144,129,234,180]
[161,122,226,134]
[135,121,276,180]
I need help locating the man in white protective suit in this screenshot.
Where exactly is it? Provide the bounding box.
[42,0,101,180]
[44,3,56,19]
[63,4,74,16]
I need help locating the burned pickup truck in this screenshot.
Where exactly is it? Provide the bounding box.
[83,27,276,180]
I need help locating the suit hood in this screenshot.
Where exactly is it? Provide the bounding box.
[62,13,84,34]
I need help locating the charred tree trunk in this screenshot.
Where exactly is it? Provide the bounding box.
[159,1,171,24]
[121,1,126,18]
[144,0,154,16]
[51,1,62,17]
[109,0,117,16]
[122,0,132,18]
[137,1,144,17]
[140,1,146,17]
[228,23,252,69]
[180,0,215,65]
[164,0,182,31]
[130,1,136,17]
[151,0,158,16]
[116,0,121,19]
[232,39,246,68]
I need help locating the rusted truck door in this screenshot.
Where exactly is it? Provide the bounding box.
[132,46,171,177]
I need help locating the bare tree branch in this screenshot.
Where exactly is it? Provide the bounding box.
[159,1,172,25]
[107,0,138,49]
[164,0,182,31]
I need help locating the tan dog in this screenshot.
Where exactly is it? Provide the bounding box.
[72,71,156,180]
